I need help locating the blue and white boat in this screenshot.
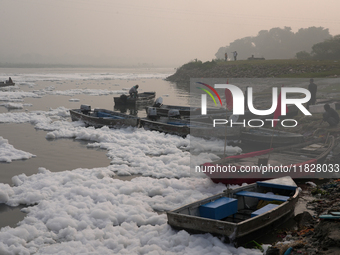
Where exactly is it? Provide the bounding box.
[167,176,299,246]
[70,105,140,128]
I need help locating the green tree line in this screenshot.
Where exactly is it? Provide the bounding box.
[297,35,340,60]
[215,26,332,60]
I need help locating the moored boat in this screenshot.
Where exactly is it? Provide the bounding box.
[145,104,226,117]
[240,127,305,147]
[114,92,156,106]
[140,116,241,139]
[167,176,299,246]
[70,105,140,128]
[200,136,335,185]
[0,77,15,87]
[147,102,299,120]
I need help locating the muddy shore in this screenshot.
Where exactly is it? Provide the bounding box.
[258,126,340,254]
[264,176,340,255]
[256,113,340,254]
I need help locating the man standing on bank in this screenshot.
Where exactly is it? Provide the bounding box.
[233,51,238,61]
[307,78,317,109]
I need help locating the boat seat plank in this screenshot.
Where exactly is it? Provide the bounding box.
[256,181,297,191]
[235,191,289,202]
[97,112,124,119]
[251,204,278,218]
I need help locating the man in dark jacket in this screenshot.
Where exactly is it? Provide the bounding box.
[307,78,317,109]
[322,104,339,127]
[129,85,139,98]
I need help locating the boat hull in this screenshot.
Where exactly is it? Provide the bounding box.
[146,105,226,117]
[0,82,15,87]
[114,92,156,106]
[140,117,241,139]
[167,177,299,246]
[70,108,139,128]
[202,136,335,185]
[240,127,305,147]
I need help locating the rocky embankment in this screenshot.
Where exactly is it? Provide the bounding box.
[166,60,340,83]
[267,178,340,255]
[263,140,340,255]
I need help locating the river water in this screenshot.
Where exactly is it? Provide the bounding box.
[0,68,183,230]
[0,67,184,182]
[0,68,338,254]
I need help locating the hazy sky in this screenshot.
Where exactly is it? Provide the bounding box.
[1,0,340,67]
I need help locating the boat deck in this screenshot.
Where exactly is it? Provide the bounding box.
[167,177,299,245]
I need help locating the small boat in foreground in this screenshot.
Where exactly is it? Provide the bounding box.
[114,92,156,106]
[167,176,299,246]
[240,127,304,147]
[201,136,335,185]
[69,105,139,128]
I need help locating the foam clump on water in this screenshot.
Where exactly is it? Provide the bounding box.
[0,82,262,254]
[0,136,36,163]
[0,168,259,254]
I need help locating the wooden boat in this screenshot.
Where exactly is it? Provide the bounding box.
[146,104,227,117]
[113,104,139,116]
[140,116,241,139]
[69,105,139,128]
[201,136,335,185]
[240,127,304,147]
[0,81,15,87]
[114,92,156,106]
[185,105,299,124]
[167,176,299,246]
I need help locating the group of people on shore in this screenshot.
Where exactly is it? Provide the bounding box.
[225,51,238,61]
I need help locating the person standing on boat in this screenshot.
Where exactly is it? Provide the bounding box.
[8,77,13,84]
[322,103,339,127]
[307,78,317,109]
[129,85,139,98]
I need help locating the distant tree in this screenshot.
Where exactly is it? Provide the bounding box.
[215,26,331,60]
[294,27,331,53]
[311,35,340,60]
[295,51,312,60]
[215,47,227,60]
[253,27,294,59]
